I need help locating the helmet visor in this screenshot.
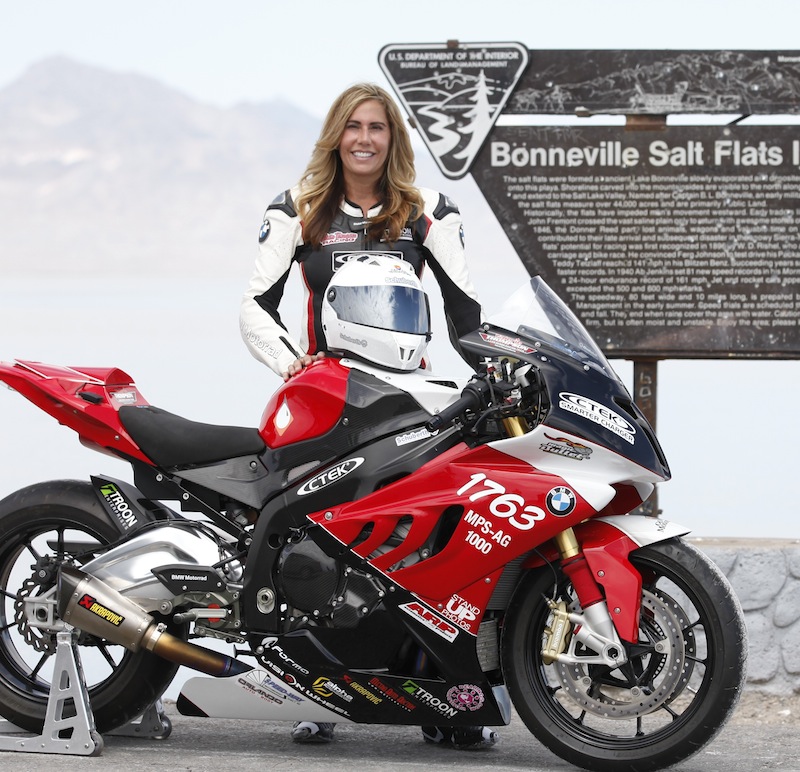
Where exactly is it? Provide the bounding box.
[328,284,430,335]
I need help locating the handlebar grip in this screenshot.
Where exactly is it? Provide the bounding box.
[425,380,488,432]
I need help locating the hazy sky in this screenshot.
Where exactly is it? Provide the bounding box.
[2,2,800,541]
[3,0,800,116]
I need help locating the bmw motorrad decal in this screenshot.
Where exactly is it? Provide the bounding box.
[447,684,485,712]
[540,433,593,461]
[296,457,365,495]
[402,680,458,718]
[258,219,270,243]
[558,392,636,445]
[399,601,459,642]
[546,486,577,517]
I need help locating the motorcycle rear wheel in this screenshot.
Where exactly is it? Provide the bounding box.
[502,537,747,772]
[0,481,184,733]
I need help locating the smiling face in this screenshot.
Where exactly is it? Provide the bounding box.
[337,99,391,196]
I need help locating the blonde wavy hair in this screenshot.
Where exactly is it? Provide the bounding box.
[295,83,424,248]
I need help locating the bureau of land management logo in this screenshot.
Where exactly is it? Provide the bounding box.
[379,42,529,179]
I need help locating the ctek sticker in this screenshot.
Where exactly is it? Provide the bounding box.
[297,457,365,496]
[399,601,458,642]
[558,392,636,445]
[78,594,125,626]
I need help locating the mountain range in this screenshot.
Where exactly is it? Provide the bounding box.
[0,57,323,278]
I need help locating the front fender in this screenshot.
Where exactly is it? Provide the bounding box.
[586,514,691,547]
[573,515,691,643]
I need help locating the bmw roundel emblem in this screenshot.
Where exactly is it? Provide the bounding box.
[258,220,271,243]
[546,486,576,517]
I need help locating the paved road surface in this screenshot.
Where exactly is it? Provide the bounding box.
[0,693,798,771]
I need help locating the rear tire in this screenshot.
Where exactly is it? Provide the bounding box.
[502,537,747,772]
[0,481,184,733]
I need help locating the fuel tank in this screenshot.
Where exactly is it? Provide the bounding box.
[259,359,349,449]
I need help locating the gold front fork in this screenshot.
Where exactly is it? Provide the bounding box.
[502,416,528,437]
[554,528,580,560]
[541,528,580,664]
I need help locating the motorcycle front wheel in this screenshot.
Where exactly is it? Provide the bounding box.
[502,537,747,772]
[0,481,184,733]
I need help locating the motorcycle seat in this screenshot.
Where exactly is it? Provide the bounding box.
[118,405,265,468]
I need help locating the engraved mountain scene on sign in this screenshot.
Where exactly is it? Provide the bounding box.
[505,50,800,115]
[380,43,529,179]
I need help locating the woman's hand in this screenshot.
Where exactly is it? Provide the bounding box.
[282,352,325,381]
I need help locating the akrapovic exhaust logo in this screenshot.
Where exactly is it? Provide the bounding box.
[297,458,365,496]
[99,483,139,529]
[78,593,125,626]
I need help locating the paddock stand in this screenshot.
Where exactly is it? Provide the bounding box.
[0,628,170,756]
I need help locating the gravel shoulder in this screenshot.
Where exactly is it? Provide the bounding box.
[732,689,799,726]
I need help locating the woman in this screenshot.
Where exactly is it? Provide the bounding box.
[239,83,495,750]
[240,82,482,380]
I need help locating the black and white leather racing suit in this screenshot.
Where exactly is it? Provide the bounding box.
[240,186,482,377]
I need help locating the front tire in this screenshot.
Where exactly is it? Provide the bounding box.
[502,537,747,772]
[0,480,184,733]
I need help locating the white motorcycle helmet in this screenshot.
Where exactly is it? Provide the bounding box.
[321,254,431,372]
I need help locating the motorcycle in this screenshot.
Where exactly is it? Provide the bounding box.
[0,275,746,771]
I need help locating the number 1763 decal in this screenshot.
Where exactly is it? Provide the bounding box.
[457,473,576,555]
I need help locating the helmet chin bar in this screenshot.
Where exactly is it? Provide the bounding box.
[321,254,430,372]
